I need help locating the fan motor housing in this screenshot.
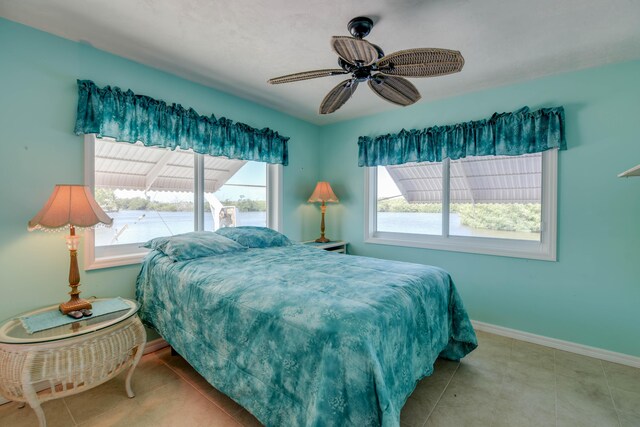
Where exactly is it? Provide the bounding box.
[353,67,372,82]
[348,17,374,39]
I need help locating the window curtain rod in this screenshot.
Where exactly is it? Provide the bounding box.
[74,80,289,165]
[358,106,565,167]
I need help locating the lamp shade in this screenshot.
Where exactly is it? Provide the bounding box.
[28,185,113,231]
[308,182,339,203]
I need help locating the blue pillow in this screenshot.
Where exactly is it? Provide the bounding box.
[141,231,246,261]
[215,226,292,248]
[141,236,171,251]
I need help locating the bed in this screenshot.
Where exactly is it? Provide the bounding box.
[136,229,477,426]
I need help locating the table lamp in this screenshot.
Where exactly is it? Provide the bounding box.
[28,185,113,314]
[308,181,339,243]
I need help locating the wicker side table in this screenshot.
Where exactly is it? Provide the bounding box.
[0,298,146,427]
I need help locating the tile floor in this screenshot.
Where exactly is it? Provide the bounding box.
[1,331,639,427]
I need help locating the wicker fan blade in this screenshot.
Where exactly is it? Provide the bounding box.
[268,69,347,84]
[320,79,359,114]
[331,36,379,66]
[378,48,464,77]
[368,75,421,106]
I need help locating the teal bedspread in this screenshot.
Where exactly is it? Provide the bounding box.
[136,245,477,426]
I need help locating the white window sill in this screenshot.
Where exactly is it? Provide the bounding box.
[364,233,556,261]
[84,251,148,270]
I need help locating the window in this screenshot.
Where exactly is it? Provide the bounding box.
[365,150,558,260]
[84,135,282,269]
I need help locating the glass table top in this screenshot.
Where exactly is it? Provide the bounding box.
[0,298,139,344]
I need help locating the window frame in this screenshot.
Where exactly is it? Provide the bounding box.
[83,134,283,270]
[364,149,558,261]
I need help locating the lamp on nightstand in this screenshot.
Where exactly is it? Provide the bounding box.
[28,185,113,314]
[308,181,339,243]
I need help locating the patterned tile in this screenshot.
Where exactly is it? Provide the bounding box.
[157,347,244,416]
[556,372,619,427]
[556,400,620,427]
[78,380,240,427]
[0,399,75,427]
[425,361,504,426]
[555,350,605,378]
[400,359,459,426]
[603,361,640,394]
[64,352,182,423]
[510,340,555,370]
[610,387,640,417]
[492,383,556,427]
[619,410,640,427]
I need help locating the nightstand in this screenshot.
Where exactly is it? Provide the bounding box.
[302,240,348,254]
[0,298,146,427]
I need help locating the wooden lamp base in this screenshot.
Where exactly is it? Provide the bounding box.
[315,201,331,243]
[59,226,92,314]
[59,294,92,315]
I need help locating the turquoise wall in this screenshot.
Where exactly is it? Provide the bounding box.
[1,17,639,357]
[319,61,640,357]
[0,19,321,324]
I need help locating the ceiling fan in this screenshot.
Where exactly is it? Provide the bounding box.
[268,17,465,114]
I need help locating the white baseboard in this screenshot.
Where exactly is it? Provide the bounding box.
[472,320,640,369]
[0,338,170,406]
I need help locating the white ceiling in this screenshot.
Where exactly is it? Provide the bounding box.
[2,0,640,125]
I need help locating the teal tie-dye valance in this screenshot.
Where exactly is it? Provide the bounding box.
[74,80,289,165]
[358,106,565,167]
